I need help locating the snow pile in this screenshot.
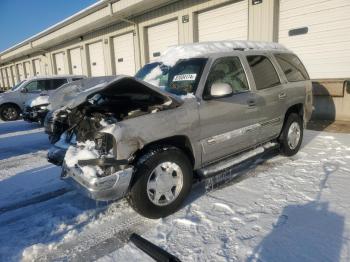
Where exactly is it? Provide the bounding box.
[64,140,103,178]
[27,95,50,107]
[158,40,287,67]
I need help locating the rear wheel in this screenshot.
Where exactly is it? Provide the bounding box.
[279,113,303,156]
[128,146,193,219]
[0,104,20,121]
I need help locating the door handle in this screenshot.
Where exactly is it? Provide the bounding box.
[247,99,256,107]
[278,92,287,99]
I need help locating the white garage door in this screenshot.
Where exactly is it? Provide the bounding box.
[24,61,32,78]
[6,67,14,87]
[11,65,19,84]
[279,0,350,79]
[88,41,106,76]
[54,52,66,75]
[147,20,179,62]
[197,1,248,42]
[17,63,25,81]
[2,69,8,87]
[69,47,83,75]
[113,32,136,76]
[0,70,4,88]
[33,59,42,76]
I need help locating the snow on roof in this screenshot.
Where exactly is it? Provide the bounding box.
[157,40,288,66]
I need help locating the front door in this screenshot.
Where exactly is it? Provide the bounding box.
[21,80,48,106]
[198,56,261,165]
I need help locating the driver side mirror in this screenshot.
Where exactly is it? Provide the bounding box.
[210,82,233,98]
[20,87,28,93]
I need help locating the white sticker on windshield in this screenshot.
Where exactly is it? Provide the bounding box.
[173,74,197,82]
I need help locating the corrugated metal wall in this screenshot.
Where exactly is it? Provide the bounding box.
[0,0,277,89]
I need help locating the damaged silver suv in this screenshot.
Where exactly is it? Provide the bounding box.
[48,41,313,218]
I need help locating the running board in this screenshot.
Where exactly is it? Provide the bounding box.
[198,142,278,178]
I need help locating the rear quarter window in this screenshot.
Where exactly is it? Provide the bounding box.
[274,53,309,82]
[247,55,281,90]
[48,79,68,90]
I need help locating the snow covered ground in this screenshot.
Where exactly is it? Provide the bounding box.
[1,120,350,261]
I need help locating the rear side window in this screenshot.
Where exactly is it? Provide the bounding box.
[48,79,68,90]
[247,55,281,90]
[274,53,309,82]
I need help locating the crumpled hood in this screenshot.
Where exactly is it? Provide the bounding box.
[49,75,183,111]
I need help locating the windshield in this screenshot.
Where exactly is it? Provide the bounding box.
[11,80,26,91]
[135,58,207,96]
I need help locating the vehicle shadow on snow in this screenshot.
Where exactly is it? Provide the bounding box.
[0,120,40,136]
[247,161,345,262]
[0,131,49,160]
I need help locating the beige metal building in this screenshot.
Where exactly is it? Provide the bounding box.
[0,0,349,88]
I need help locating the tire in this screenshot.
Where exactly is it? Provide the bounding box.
[0,104,20,121]
[279,113,303,156]
[128,146,193,219]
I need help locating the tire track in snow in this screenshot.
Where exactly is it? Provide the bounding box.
[25,200,155,262]
[0,187,71,215]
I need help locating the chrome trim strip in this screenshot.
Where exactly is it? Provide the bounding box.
[204,117,280,145]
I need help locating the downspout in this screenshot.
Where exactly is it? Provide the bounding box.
[120,18,142,69]
[108,2,142,69]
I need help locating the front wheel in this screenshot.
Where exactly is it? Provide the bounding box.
[0,104,20,121]
[128,146,193,219]
[279,113,303,156]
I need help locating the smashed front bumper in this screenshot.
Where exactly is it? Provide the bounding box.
[61,163,133,201]
[23,107,48,123]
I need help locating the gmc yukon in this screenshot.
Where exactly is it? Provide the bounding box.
[47,41,313,218]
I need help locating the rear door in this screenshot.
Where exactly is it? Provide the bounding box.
[198,56,260,164]
[245,54,285,142]
[47,78,68,93]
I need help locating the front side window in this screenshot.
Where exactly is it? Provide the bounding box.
[247,55,281,90]
[274,53,309,82]
[204,57,249,97]
[25,80,47,92]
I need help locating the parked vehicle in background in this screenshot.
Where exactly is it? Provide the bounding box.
[47,41,313,218]
[23,77,86,124]
[22,94,50,125]
[44,76,113,143]
[0,75,85,121]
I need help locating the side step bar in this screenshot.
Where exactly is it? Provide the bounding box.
[198,142,278,178]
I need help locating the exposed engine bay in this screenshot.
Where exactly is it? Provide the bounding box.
[47,77,181,174]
